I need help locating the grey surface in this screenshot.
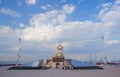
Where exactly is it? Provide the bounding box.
[0,65,120,77]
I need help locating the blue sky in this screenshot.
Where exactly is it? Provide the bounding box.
[0,0,120,61]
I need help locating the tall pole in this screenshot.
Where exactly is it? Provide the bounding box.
[89,53,92,63]
[62,45,64,70]
[16,28,22,66]
[101,36,107,64]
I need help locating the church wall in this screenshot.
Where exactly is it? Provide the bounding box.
[46,60,72,68]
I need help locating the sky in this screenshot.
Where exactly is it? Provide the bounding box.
[0,0,120,62]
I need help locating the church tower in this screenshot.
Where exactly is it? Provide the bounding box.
[46,44,71,68]
[55,44,64,58]
[53,44,64,62]
[51,44,64,68]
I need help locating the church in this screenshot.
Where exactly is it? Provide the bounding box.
[8,44,99,70]
[46,44,71,68]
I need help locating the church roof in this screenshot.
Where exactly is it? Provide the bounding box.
[55,52,64,57]
[71,60,96,67]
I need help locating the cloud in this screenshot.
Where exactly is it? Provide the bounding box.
[106,40,120,46]
[62,4,75,14]
[25,0,36,5]
[30,10,61,26]
[95,1,120,60]
[115,0,120,4]
[19,23,25,28]
[17,0,22,6]
[0,2,120,61]
[41,4,52,10]
[41,6,47,10]
[22,4,76,41]
[102,3,112,8]
[98,3,120,22]
[22,25,57,41]
[20,4,102,61]
[77,0,84,4]
[30,4,75,27]
[22,2,120,61]
[0,8,20,18]
[97,1,120,40]
[0,26,19,54]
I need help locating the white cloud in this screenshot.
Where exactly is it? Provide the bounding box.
[55,21,101,43]
[0,26,19,54]
[22,25,57,41]
[77,0,84,4]
[102,3,112,8]
[22,3,120,60]
[98,1,120,41]
[0,4,102,61]
[0,2,120,61]
[98,2,120,22]
[31,4,75,27]
[95,1,120,61]
[19,23,25,28]
[41,6,47,10]
[98,6,120,22]
[17,0,22,6]
[22,4,77,42]
[106,40,120,45]
[62,4,75,14]
[30,10,60,26]
[41,4,52,10]
[0,8,20,18]
[25,0,36,5]
[115,0,120,4]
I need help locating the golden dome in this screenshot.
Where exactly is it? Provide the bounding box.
[55,52,63,57]
[57,44,63,50]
